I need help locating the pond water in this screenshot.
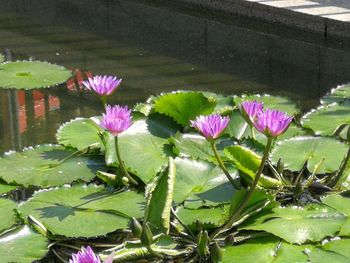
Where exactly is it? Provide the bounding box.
[1,0,350,154]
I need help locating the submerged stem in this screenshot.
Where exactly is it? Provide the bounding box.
[211,142,240,189]
[115,136,138,186]
[211,137,274,239]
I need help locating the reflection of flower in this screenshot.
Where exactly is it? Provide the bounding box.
[240,100,264,123]
[101,105,132,136]
[83,75,122,96]
[191,114,230,141]
[69,246,101,263]
[254,109,293,137]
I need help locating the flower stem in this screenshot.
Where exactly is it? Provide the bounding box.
[211,137,273,239]
[330,144,350,188]
[101,96,107,109]
[115,136,138,186]
[211,142,240,189]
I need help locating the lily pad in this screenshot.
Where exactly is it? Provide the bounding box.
[173,157,236,205]
[321,83,350,105]
[0,145,106,187]
[0,184,17,196]
[322,194,350,236]
[104,118,174,183]
[18,185,145,237]
[56,118,104,150]
[222,237,308,263]
[0,198,17,233]
[0,61,72,89]
[301,101,350,136]
[154,91,216,126]
[0,226,48,263]
[271,136,348,174]
[242,205,346,244]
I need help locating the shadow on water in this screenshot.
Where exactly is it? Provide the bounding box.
[0,0,350,154]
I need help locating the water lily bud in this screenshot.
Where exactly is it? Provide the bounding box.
[277,158,284,174]
[211,242,223,263]
[130,218,142,238]
[141,223,154,246]
[197,230,209,256]
[122,176,129,185]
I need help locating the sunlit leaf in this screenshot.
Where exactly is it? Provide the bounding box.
[271,136,348,174]
[18,185,145,237]
[0,61,71,89]
[0,145,105,187]
[0,226,48,263]
[154,91,216,126]
[0,198,17,233]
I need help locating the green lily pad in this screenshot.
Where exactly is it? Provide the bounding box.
[18,185,145,237]
[222,237,308,263]
[0,61,72,89]
[173,157,236,206]
[301,101,350,136]
[154,91,216,126]
[321,83,350,105]
[242,205,346,244]
[322,238,350,259]
[0,184,17,196]
[0,145,106,187]
[56,118,104,150]
[104,118,176,183]
[271,136,348,174]
[202,92,234,114]
[233,94,300,115]
[176,205,228,230]
[0,198,17,233]
[0,226,48,263]
[322,194,350,236]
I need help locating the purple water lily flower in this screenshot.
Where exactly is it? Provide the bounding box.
[253,109,293,137]
[191,114,230,141]
[240,100,264,123]
[69,246,101,263]
[101,105,132,136]
[83,75,122,96]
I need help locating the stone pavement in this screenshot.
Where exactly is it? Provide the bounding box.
[247,0,350,22]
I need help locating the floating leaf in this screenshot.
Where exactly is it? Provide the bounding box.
[56,118,103,150]
[224,110,249,139]
[172,133,214,162]
[176,206,227,230]
[301,101,350,136]
[0,184,17,196]
[0,226,48,263]
[0,61,71,89]
[222,237,308,263]
[242,205,346,244]
[144,158,176,234]
[322,238,350,259]
[321,83,350,105]
[271,136,348,174]
[307,247,349,263]
[322,194,350,236]
[154,91,216,126]
[0,145,105,187]
[18,185,144,237]
[234,94,299,115]
[202,92,234,114]
[173,158,236,205]
[224,145,281,187]
[0,198,17,233]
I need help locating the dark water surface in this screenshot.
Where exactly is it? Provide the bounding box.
[1,0,350,153]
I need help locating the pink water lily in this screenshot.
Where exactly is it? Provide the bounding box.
[240,100,264,123]
[191,114,230,141]
[254,109,293,137]
[101,105,132,136]
[69,246,101,263]
[83,75,122,96]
